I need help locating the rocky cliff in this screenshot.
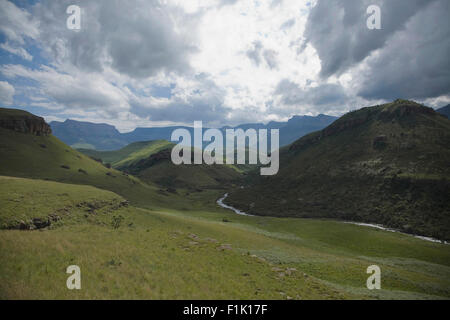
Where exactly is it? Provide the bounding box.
[0,108,52,136]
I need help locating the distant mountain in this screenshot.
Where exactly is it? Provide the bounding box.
[227,100,450,241]
[50,114,338,151]
[122,126,193,144]
[50,119,128,150]
[278,114,337,146]
[437,104,450,118]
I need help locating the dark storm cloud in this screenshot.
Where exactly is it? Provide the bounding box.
[357,0,450,100]
[34,0,197,78]
[304,0,450,100]
[304,0,432,77]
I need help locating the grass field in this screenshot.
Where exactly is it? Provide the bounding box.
[0,177,449,299]
[0,119,449,300]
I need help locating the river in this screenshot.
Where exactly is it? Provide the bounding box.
[217,193,448,244]
[216,193,253,216]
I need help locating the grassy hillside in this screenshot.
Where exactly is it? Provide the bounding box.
[0,127,187,209]
[1,106,449,300]
[227,100,450,240]
[123,148,243,191]
[0,176,127,230]
[1,177,449,299]
[78,140,173,169]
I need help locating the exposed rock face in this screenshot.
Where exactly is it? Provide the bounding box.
[0,108,52,136]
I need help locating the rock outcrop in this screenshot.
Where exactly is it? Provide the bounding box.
[0,108,52,136]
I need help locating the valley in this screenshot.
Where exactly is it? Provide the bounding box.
[0,102,449,300]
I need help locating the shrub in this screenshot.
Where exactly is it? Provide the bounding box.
[111,215,124,229]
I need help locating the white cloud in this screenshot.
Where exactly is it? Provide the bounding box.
[1,64,129,115]
[0,80,15,105]
[0,42,33,61]
[0,0,39,44]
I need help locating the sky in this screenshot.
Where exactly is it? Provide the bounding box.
[0,0,449,132]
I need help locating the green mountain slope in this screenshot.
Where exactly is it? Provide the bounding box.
[78,140,173,169]
[0,121,184,209]
[227,100,450,240]
[123,148,243,191]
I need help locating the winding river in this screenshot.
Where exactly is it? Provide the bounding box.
[217,193,253,216]
[217,193,448,244]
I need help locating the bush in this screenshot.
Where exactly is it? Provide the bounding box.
[111,215,124,229]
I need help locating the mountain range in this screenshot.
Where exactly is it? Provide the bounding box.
[50,114,338,151]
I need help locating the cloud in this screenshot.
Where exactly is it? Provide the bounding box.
[0,80,15,105]
[2,0,447,130]
[0,42,33,61]
[246,41,263,66]
[356,0,450,100]
[1,64,129,115]
[0,0,39,44]
[34,0,198,78]
[274,79,348,114]
[304,0,450,102]
[304,0,433,78]
[130,74,233,125]
[246,41,279,70]
[219,0,238,7]
[280,18,296,30]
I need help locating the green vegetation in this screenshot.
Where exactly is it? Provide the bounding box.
[78,140,173,169]
[228,100,450,240]
[0,126,189,209]
[1,178,449,299]
[124,148,243,191]
[0,103,449,300]
[0,176,127,230]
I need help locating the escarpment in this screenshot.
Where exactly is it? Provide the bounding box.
[0,108,52,136]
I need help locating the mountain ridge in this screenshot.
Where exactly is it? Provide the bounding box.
[50,114,338,150]
[227,100,450,240]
